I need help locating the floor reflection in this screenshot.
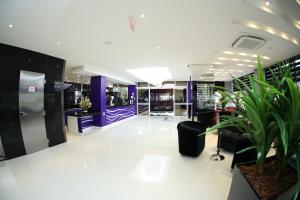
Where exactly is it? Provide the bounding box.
[132,155,171,183]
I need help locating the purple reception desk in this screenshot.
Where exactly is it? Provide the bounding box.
[91,75,137,127]
[104,105,136,126]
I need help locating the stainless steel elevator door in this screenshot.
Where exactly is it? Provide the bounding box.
[19,70,48,154]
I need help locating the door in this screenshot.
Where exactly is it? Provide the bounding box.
[19,70,48,154]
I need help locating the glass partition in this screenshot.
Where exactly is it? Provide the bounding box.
[138,89,149,103]
[175,88,187,103]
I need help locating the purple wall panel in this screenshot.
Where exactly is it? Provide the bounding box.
[90,76,106,126]
[128,85,137,114]
[187,80,192,104]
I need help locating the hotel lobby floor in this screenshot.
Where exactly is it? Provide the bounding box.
[0,116,233,200]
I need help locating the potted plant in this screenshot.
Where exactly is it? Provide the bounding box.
[210,57,300,200]
[79,96,92,112]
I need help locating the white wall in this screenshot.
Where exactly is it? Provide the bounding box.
[0,137,5,158]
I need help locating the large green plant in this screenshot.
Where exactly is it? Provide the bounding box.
[209,57,300,197]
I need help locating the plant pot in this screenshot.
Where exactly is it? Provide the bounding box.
[228,158,298,200]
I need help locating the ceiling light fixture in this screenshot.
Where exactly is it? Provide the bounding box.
[224,51,233,54]
[218,57,227,60]
[221,52,269,60]
[237,64,245,66]
[157,46,161,49]
[56,41,61,45]
[265,1,270,6]
[8,24,13,28]
[140,14,145,18]
[126,67,172,86]
[233,19,300,46]
[247,23,258,29]
[213,62,222,65]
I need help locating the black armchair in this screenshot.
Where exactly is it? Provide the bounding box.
[177,121,206,157]
[231,135,256,169]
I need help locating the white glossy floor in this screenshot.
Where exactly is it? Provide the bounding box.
[0,116,233,200]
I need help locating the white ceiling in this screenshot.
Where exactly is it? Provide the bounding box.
[0,0,300,82]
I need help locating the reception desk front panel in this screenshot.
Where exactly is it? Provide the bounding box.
[105,105,136,126]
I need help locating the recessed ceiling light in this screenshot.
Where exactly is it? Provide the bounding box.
[157,46,161,49]
[140,14,145,18]
[248,64,255,67]
[232,58,239,61]
[8,24,13,28]
[238,53,247,56]
[281,34,289,40]
[262,56,270,60]
[248,23,258,29]
[237,64,245,66]
[56,41,61,45]
[244,59,251,62]
[218,57,227,60]
[292,39,299,45]
[298,21,300,24]
[265,1,270,6]
[224,51,233,54]
[266,28,275,34]
[213,62,222,65]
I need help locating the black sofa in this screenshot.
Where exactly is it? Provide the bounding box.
[177,110,215,157]
[177,121,206,157]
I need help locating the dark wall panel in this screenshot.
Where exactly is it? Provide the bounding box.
[0,43,66,159]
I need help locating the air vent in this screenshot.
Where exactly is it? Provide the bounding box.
[232,35,267,50]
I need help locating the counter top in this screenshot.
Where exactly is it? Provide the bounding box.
[106,104,134,109]
[67,111,100,117]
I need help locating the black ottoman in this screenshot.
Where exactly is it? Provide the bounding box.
[177,121,207,157]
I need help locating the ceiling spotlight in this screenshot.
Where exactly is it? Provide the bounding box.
[248,64,255,67]
[213,62,223,65]
[157,46,161,49]
[218,57,227,60]
[281,34,289,40]
[265,1,270,6]
[244,59,251,62]
[266,28,275,34]
[56,41,61,45]
[8,24,13,28]
[232,58,240,61]
[262,56,270,60]
[292,39,299,45]
[224,51,233,54]
[248,23,258,29]
[239,53,247,56]
[298,21,300,24]
[237,64,245,66]
[140,14,145,18]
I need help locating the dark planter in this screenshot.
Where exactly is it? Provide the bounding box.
[228,159,298,200]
